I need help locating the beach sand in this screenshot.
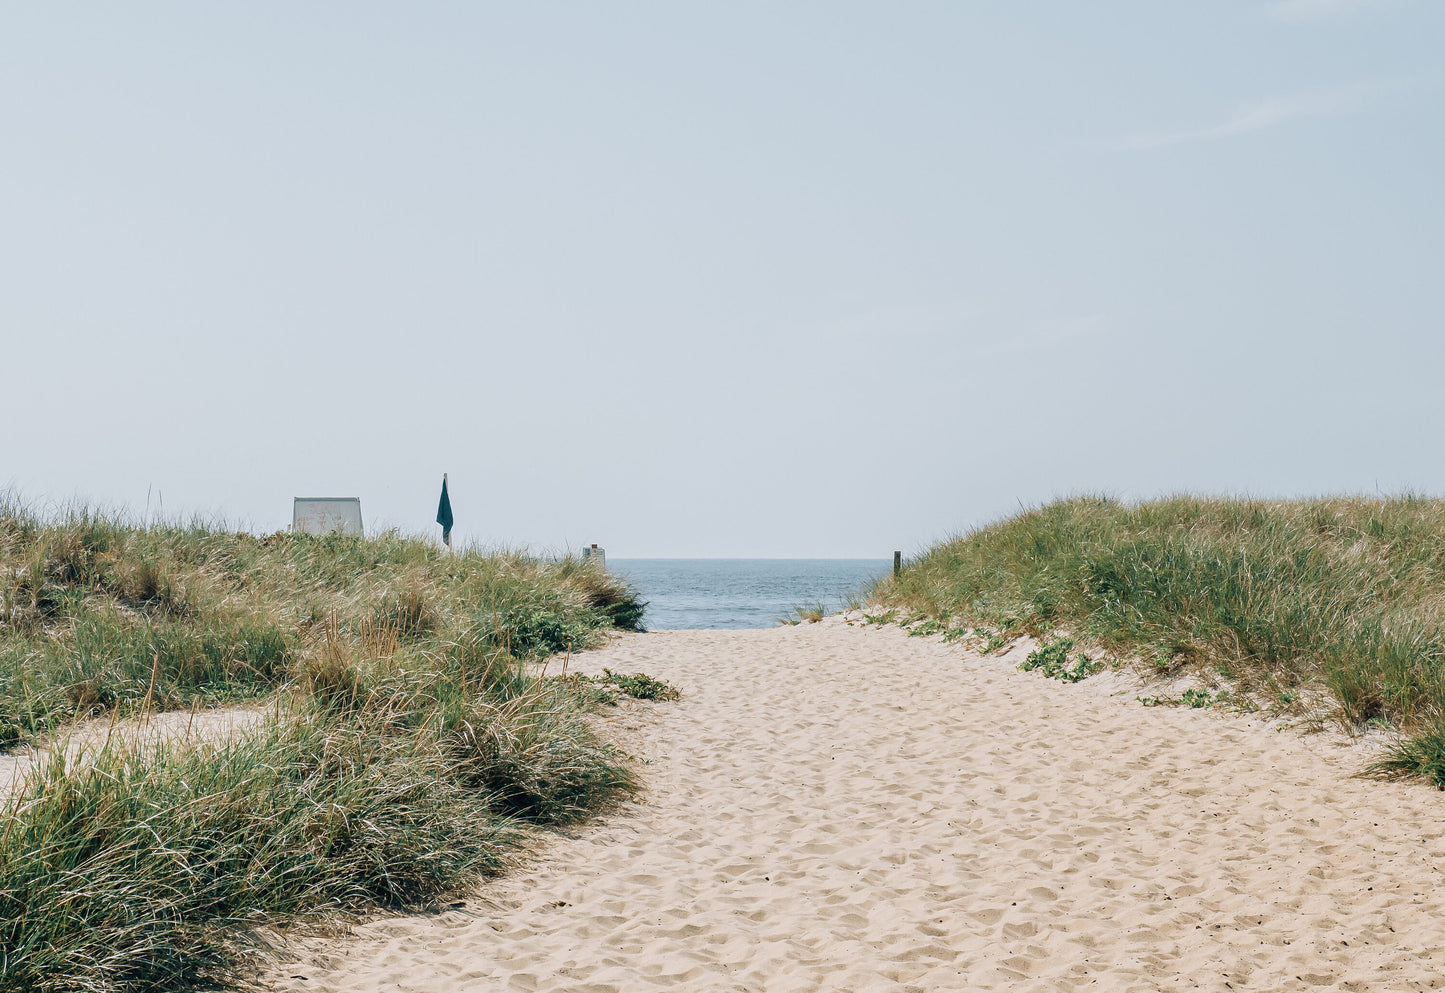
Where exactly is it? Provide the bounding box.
[259,618,1445,992]
[0,704,267,798]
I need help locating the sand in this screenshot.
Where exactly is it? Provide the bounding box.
[0,705,268,799]
[244,617,1445,991]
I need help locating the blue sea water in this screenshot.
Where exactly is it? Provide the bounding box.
[608,559,891,630]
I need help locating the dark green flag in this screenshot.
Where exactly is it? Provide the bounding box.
[436,475,453,546]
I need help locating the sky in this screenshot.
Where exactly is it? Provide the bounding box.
[2,1,1442,557]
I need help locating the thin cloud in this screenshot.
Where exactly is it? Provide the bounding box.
[1120,78,1410,149]
[1266,0,1395,24]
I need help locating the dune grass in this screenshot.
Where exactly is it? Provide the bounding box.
[780,602,827,626]
[0,500,653,992]
[872,495,1445,788]
[0,497,645,749]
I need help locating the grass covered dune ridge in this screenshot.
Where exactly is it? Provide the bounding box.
[0,496,645,747]
[874,495,1445,787]
[0,499,660,993]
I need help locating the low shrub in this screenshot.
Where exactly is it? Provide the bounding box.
[595,668,681,702]
[558,559,647,632]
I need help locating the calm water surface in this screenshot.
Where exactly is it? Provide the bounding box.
[609,559,890,630]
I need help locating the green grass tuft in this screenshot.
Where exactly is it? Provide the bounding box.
[783,602,826,625]
[1371,731,1445,789]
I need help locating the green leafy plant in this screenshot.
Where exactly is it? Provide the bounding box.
[1019,637,1101,682]
[1019,637,1073,673]
[1179,687,1216,708]
[573,669,681,703]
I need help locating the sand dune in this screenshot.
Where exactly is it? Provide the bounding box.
[261,619,1445,992]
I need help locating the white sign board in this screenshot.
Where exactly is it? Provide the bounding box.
[293,497,364,536]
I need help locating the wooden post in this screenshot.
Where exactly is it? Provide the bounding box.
[893,550,901,577]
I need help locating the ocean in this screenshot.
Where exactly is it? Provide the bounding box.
[608,559,891,631]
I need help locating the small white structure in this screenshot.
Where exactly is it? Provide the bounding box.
[293,497,364,536]
[582,543,605,568]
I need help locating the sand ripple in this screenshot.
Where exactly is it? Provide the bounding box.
[262,621,1445,992]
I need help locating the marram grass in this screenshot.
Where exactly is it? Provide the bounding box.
[0,500,654,992]
[1,675,639,992]
[873,495,1445,789]
[0,497,645,748]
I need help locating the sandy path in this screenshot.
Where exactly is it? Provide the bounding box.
[0,706,268,799]
[262,620,1445,992]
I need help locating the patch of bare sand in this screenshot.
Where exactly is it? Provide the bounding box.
[260,620,1445,992]
[0,704,269,798]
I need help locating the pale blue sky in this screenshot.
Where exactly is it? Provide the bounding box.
[3,2,1441,556]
